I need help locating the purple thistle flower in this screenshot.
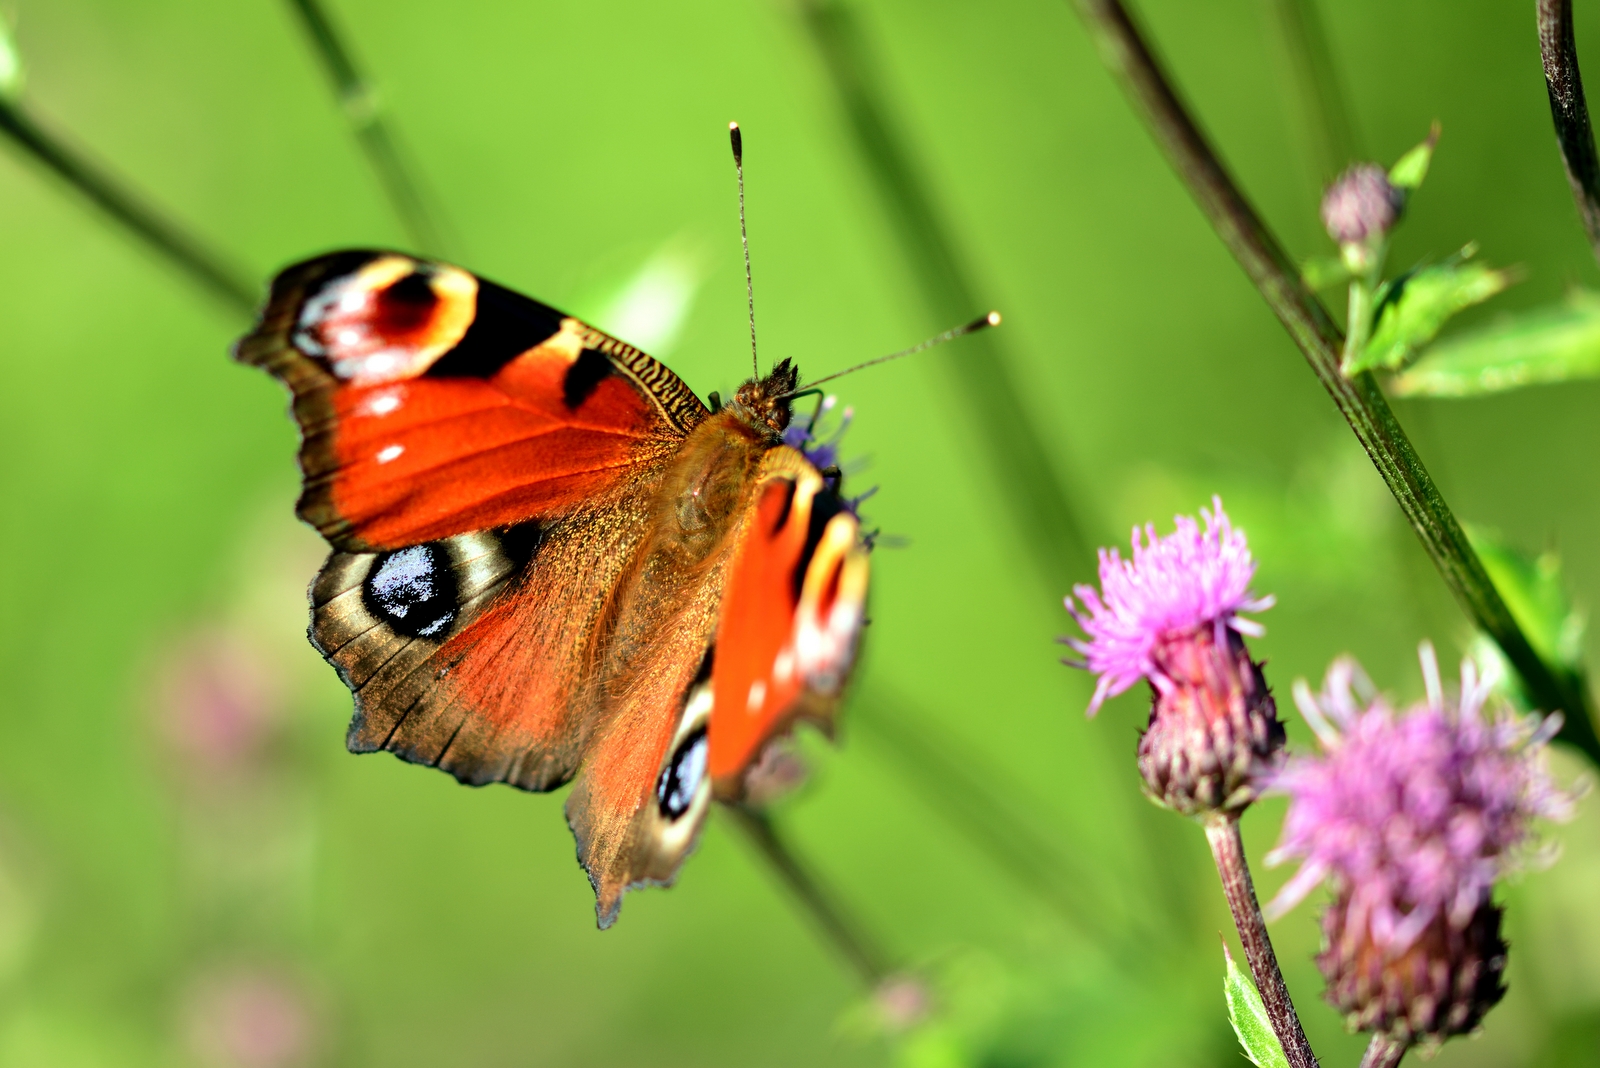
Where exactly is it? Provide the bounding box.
[1266,645,1574,947]
[1065,497,1273,716]
[1265,645,1576,1047]
[1063,498,1283,815]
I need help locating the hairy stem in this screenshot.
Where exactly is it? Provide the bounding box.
[1206,816,1319,1068]
[724,802,891,986]
[1537,0,1600,263]
[0,97,255,314]
[1358,1033,1409,1068]
[282,0,449,255]
[1064,0,1600,764]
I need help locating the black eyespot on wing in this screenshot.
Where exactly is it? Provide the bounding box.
[362,544,460,639]
[427,277,565,378]
[655,725,709,820]
[563,348,613,409]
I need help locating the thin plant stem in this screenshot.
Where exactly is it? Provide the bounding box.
[723,802,892,986]
[282,0,449,255]
[1205,815,1319,1068]
[1359,1034,1408,1068]
[1260,0,1357,180]
[798,0,1092,585]
[1537,0,1600,263]
[0,97,255,314]
[1064,0,1600,765]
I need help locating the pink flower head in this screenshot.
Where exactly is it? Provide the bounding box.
[1064,498,1272,715]
[1266,645,1576,953]
[783,394,875,517]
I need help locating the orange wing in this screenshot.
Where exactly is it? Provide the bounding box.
[234,251,707,552]
[707,451,871,798]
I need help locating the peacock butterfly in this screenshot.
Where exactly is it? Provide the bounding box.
[233,126,994,926]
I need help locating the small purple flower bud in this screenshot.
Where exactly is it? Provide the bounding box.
[1064,499,1283,815]
[1321,164,1404,246]
[1267,646,1576,1050]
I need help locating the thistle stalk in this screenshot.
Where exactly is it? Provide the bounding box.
[1206,815,1320,1068]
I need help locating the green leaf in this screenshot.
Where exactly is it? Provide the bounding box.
[1465,526,1588,681]
[1389,123,1440,190]
[1223,944,1290,1068]
[1349,250,1515,374]
[1390,289,1600,397]
[0,13,22,101]
[1300,255,1351,291]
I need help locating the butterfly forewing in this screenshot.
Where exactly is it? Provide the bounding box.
[234,250,707,552]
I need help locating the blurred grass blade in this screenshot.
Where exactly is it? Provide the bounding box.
[1464,526,1588,711]
[0,13,23,101]
[1351,252,1515,374]
[1259,0,1357,182]
[1388,124,1439,191]
[282,0,449,255]
[1391,289,1600,397]
[723,803,892,985]
[1223,943,1291,1068]
[798,0,1092,586]
[0,97,255,314]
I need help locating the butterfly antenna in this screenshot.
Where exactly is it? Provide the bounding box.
[782,311,1001,395]
[730,121,759,378]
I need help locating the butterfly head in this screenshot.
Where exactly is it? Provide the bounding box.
[730,357,800,437]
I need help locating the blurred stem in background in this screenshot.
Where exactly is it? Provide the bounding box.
[0,19,255,314]
[724,803,892,985]
[797,0,1092,587]
[1536,0,1600,265]
[797,0,1195,960]
[1259,0,1358,183]
[281,0,450,256]
[1064,0,1600,766]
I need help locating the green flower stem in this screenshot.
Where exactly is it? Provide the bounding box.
[1064,0,1600,765]
[1537,0,1600,264]
[0,96,256,315]
[1205,815,1320,1068]
[723,802,892,986]
[1342,277,1372,371]
[282,0,449,256]
[1359,1034,1408,1068]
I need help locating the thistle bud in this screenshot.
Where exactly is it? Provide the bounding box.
[1267,647,1576,1052]
[1319,894,1506,1050]
[1063,498,1282,816]
[1322,164,1404,247]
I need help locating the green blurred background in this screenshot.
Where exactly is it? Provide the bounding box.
[3,0,1600,1065]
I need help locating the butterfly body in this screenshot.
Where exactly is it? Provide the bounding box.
[237,251,869,925]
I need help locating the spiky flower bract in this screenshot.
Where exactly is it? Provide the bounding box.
[1063,498,1282,815]
[1267,645,1577,1047]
